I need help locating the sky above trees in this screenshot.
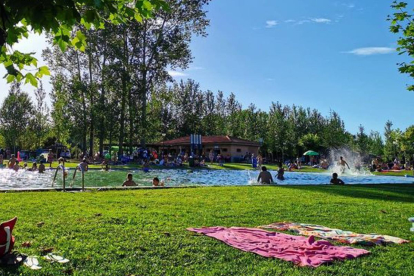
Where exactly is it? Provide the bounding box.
[0,0,413,135]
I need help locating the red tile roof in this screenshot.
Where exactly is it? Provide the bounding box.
[155,135,260,146]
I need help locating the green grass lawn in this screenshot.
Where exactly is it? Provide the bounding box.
[0,185,413,275]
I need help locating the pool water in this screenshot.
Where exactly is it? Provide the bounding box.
[0,168,413,190]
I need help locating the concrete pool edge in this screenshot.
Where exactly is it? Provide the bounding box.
[1,183,414,193]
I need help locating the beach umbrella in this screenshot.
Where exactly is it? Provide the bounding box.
[303,150,319,156]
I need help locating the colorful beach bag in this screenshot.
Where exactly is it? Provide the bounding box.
[0,217,17,258]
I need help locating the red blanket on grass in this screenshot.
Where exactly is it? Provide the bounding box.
[187,227,369,267]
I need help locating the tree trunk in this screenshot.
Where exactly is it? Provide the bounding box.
[128,89,134,154]
[76,52,88,156]
[140,73,147,147]
[88,52,94,158]
[118,73,127,159]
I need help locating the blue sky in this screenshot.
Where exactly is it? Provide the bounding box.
[0,0,413,135]
[169,0,414,135]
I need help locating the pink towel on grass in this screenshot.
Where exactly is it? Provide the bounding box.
[187,227,369,267]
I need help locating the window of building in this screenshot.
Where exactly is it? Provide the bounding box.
[236,148,242,152]
[222,148,228,152]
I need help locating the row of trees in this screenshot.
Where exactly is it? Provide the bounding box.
[1,77,413,162]
[0,1,413,162]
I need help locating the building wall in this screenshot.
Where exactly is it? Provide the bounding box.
[204,144,259,157]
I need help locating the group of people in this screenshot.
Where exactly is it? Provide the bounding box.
[256,164,285,184]
[122,174,164,187]
[256,156,350,185]
[0,154,46,173]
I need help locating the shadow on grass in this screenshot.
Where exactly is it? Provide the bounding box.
[276,184,414,203]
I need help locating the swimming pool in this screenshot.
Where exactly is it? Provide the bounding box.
[0,168,413,190]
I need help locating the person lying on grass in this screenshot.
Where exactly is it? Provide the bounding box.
[330,173,345,185]
[122,173,137,186]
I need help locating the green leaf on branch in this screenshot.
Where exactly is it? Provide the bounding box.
[25,73,38,87]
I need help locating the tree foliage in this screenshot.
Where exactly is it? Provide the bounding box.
[0,82,33,151]
[389,1,414,91]
[0,0,168,85]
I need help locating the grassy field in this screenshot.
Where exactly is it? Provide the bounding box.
[0,185,413,276]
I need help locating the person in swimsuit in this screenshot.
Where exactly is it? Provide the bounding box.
[338,156,350,173]
[257,166,274,184]
[8,154,16,169]
[122,173,137,186]
[330,173,345,185]
[47,150,54,168]
[276,163,285,181]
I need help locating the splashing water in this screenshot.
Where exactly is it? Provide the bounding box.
[328,148,371,176]
[247,170,257,184]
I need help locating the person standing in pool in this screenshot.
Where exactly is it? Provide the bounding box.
[47,150,54,168]
[8,154,17,169]
[330,173,345,185]
[276,163,285,181]
[38,161,46,173]
[257,166,274,184]
[79,158,89,172]
[122,173,137,186]
[338,156,350,173]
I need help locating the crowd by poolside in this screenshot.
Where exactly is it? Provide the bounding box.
[1,146,413,189]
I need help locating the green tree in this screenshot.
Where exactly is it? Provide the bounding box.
[355,125,370,155]
[28,81,50,149]
[0,82,33,153]
[0,0,167,84]
[367,131,384,157]
[389,1,414,91]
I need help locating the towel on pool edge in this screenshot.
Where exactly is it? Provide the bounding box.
[258,222,409,246]
[187,227,369,267]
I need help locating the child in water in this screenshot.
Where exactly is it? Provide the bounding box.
[122,173,137,186]
[152,177,164,187]
[330,173,345,185]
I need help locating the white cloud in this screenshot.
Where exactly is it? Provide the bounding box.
[345,47,396,56]
[295,20,310,25]
[168,71,188,77]
[311,18,331,23]
[265,20,278,28]
[343,3,355,9]
[285,19,296,23]
[189,66,204,70]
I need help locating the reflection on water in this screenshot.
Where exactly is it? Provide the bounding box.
[0,168,412,190]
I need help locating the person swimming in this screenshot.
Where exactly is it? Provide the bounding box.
[152,177,164,187]
[330,173,345,185]
[29,162,38,171]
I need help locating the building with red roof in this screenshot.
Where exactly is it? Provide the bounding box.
[154,135,261,161]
